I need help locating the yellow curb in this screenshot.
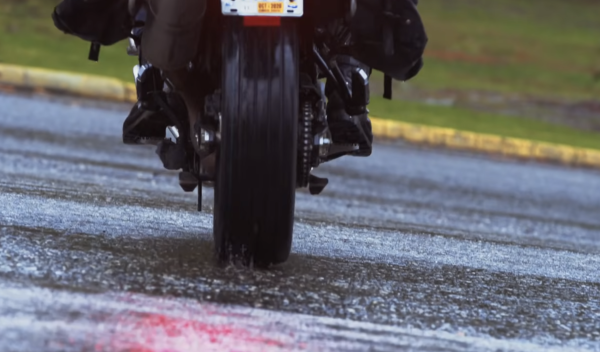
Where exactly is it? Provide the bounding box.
[2,63,600,169]
[0,63,136,103]
[370,117,600,168]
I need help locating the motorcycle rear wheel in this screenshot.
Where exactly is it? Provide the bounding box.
[213,18,299,267]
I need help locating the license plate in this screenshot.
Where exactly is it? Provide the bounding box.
[221,0,303,17]
[258,2,284,13]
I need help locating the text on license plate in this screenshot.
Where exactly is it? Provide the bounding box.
[258,2,284,13]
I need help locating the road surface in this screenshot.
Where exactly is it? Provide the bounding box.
[0,93,599,351]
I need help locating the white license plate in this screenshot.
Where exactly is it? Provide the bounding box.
[221,0,303,17]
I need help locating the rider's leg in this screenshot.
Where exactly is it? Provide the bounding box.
[123,0,207,147]
[322,0,424,156]
[50,0,165,144]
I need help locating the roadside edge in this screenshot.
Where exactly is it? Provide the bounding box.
[371,118,600,169]
[0,63,136,103]
[2,63,600,169]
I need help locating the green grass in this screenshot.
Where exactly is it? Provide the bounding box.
[3,0,598,99]
[1,0,600,150]
[0,0,136,81]
[369,97,600,150]
[410,0,600,100]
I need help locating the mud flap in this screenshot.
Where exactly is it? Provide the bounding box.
[348,0,427,81]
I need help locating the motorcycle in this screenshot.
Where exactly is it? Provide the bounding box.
[97,0,426,266]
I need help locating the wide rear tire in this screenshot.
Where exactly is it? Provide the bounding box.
[214,18,299,266]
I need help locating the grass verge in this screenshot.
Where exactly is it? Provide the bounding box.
[3,0,599,100]
[412,0,600,101]
[0,0,136,81]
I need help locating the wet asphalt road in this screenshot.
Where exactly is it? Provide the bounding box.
[0,92,599,351]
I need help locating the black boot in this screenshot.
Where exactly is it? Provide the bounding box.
[325,55,373,156]
[122,61,174,145]
[122,103,170,145]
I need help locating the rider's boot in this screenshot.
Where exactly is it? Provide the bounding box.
[325,55,373,157]
[120,6,173,146]
[122,63,172,145]
[122,105,169,145]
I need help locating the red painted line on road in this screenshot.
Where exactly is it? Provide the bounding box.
[95,312,291,352]
[89,293,305,352]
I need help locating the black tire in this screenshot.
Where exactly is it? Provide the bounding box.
[214,18,299,266]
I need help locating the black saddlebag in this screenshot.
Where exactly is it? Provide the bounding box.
[349,0,427,81]
[52,0,131,46]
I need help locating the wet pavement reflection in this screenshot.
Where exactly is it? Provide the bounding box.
[1,93,599,351]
